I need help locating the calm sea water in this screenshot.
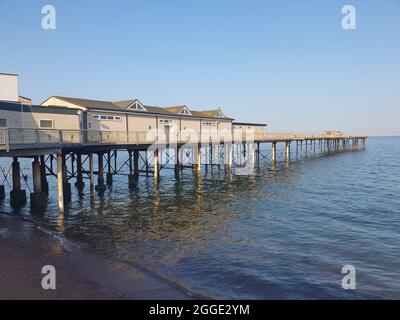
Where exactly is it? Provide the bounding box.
[1,137,399,299]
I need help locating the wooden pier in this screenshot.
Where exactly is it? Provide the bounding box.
[0,128,367,212]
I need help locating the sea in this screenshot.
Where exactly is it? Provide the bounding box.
[1,136,399,299]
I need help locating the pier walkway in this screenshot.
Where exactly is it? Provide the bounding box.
[0,128,367,212]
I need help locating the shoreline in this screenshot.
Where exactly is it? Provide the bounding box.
[0,213,199,300]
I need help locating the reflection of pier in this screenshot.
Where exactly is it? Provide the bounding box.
[0,127,367,212]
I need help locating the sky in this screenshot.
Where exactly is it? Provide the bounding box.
[0,0,399,136]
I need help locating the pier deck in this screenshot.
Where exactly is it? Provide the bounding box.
[0,127,367,212]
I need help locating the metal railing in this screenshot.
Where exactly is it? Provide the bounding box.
[0,128,362,151]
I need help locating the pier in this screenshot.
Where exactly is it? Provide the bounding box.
[0,127,367,212]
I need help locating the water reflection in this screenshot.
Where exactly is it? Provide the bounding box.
[1,139,399,299]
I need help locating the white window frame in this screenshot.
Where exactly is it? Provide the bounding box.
[160,119,176,124]
[92,114,121,121]
[127,101,147,111]
[202,121,216,126]
[39,119,54,129]
[179,106,192,115]
[215,110,226,118]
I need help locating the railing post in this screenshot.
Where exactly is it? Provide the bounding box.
[59,130,63,144]
[35,129,40,144]
[6,128,10,152]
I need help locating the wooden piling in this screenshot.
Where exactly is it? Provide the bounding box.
[89,152,94,194]
[154,148,159,179]
[134,150,139,180]
[271,142,277,162]
[106,151,113,186]
[96,153,105,193]
[57,154,64,213]
[10,157,26,207]
[40,155,49,193]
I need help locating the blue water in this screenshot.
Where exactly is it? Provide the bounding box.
[1,137,399,299]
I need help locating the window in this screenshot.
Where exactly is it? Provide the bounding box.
[92,114,121,121]
[0,118,7,128]
[127,101,146,111]
[39,119,54,129]
[160,119,176,124]
[202,121,216,126]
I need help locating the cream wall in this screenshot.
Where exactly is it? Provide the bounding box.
[181,119,201,133]
[0,109,80,130]
[0,74,18,102]
[87,111,127,131]
[233,124,267,134]
[218,120,232,132]
[128,114,157,132]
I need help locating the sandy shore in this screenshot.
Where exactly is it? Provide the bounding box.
[0,214,196,300]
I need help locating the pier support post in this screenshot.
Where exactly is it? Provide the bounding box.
[75,153,85,190]
[89,152,94,194]
[226,143,233,172]
[271,142,277,162]
[175,146,180,177]
[285,141,290,160]
[10,157,27,208]
[106,151,113,186]
[0,185,4,201]
[192,143,201,172]
[128,150,135,188]
[30,156,46,209]
[96,153,106,193]
[40,155,49,193]
[153,148,159,179]
[134,150,139,180]
[250,143,255,167]
[57,154,64,213]
[62,154,72,201]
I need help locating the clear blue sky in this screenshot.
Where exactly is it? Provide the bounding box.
[1,0,399,135]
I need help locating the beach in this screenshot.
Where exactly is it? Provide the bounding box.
[0,214,195,300]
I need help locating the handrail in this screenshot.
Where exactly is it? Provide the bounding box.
[0,128,367,151]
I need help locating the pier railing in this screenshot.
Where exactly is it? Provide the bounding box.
[0,128,362,151]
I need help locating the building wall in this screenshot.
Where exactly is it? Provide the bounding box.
[127,114,157,132]
[87,111,127,131]
[218,120,233,133]
[233,124,267,134]
[0,108,80,130]
[0,74,18,102]
[181,119,201,133]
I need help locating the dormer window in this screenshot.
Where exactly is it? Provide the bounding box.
[127,100,146,111]
[179,106,192,115]
[215,109,226,118]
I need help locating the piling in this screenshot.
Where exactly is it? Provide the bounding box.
[30,156,46,209]
[106,151,113,186]
[96,153,106,193]
[40,155,49,193]
[57,154,64,213]
[75,153,85,190]
[10,157,26,208]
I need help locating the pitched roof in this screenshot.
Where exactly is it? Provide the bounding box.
[51,96,123,112]
[44,96,234,120]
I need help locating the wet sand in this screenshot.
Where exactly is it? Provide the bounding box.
[0,214,195,300]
